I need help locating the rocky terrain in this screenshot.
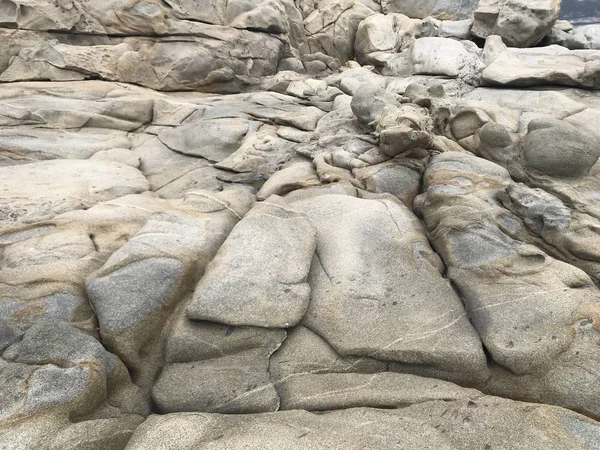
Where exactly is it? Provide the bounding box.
[1,0,600,448]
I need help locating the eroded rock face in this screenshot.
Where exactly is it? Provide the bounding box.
[381,0,479,20]
[0,160,149,227]
[86,189,255,393]
[0,34,284,93]
[473,0,561,47]
[126,398,600,449]
[291,193,487,380]
[481,36,600,89]
[3,0,600,448]
[416,151,600,418]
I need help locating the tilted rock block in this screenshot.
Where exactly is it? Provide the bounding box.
[187,195,316,328]
[472,0,561,47]
[291,193,487,379]
[87,189,255,393]
[417,151,600,419]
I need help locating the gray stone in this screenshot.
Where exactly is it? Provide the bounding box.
[86,189,254,390]
[152,349,280,413]
[354,13,421,65]
[270,325,387,380]
[3,320,145,414]
[410,37,483,82]
[88,258,184,333]
[0,127,130,165]
[417,151,600,418]
[350,81,400,126]
[291,194,487,377]
[0,31,284,93]
[381,0,479,20]
[352,159,423,206]
[522,118,600,177]
[499,183,600,281]
[126,397,600,449]
[257,162,321,200]
[215,124,297,176]
[165,316,286,364]
[157,118,252,162]
[439,19,473,39]
[472,0,561,48]
[481,38,600,89]
[0,160,148,228]
[187,197,316,328]
[279,372,483,411]
[545,27,590,49]
[304,0,375,63]
[48,416,144,450]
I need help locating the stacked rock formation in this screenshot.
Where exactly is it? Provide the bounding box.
[1,0,600,449]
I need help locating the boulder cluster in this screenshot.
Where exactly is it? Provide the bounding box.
[1,0,600,449]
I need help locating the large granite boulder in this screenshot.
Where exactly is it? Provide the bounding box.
[472,0,561,47]
[291,193,487,382]
[522,118,600,178]
[86,189,255,393]
[416,151,600,418]
[381,0,479,20]
[187,196,316,328]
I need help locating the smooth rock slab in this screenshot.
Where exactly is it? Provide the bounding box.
[481,39,600,89]
[269,325,387,380]
[278,372,482,411]
[157,118,252,162]
[187,196,316,328]
[87,257,184,333]
[291,194,486,376]
[0,127,130,165]
[126,398,600,449]
[0,159,148,229]
[152,349,280,414]
[165,315,286,364]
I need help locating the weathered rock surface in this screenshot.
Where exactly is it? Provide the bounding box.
[292,194,487,380]
[473,0,561,47]
[522,118,600,178]
[126,396,600,449]
[416,151,600,418]
[0,160,148,228]
[3,0,600,448]
[187,196,316,328]
[481,36,600,88]
[87,189,254,393]
[0,29,284,93]
[381,0,479,20]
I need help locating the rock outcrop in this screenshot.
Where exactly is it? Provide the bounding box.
[2,0,600,449]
